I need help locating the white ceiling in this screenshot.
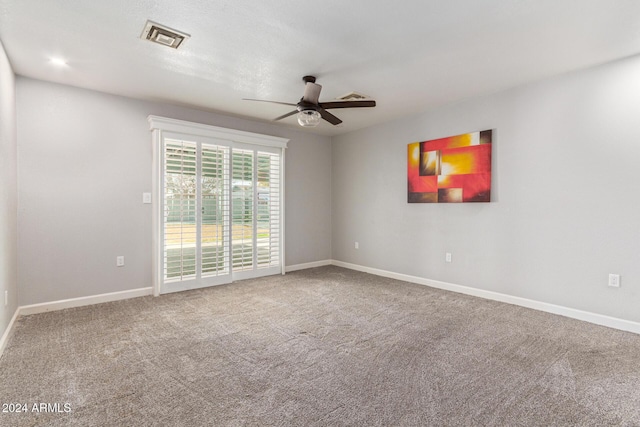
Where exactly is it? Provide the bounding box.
[1,0,640,136]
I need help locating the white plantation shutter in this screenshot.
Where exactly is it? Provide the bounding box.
[232,149,254,271]
[201,144,230,278]
[164,140,197,281]
[163,139,231,289]
[149,116,287,295]
[257,151,280,269]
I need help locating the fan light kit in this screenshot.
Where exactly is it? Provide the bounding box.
[297,110,321,127]
[244,76,376,127]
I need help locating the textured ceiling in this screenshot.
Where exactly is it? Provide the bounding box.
[1,0,640,136]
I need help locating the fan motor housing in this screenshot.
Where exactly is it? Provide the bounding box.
[296,100,319,112]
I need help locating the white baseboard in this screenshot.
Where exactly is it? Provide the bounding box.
[331,260,640,335]
[19,287,153,316]
[0,308,20,360]
[285,259,333,272]
[2,259,637,360]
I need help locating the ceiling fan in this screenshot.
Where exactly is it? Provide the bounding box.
[244,76,376,127]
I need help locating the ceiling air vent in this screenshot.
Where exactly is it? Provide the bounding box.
[337,91,371,101]
[140,20,190,49]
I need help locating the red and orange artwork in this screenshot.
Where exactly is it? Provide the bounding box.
[408,130,492,203]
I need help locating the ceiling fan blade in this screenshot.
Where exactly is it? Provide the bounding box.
[319,100,376,109]
[273,110,298,121]
[318,108,342,125]
[302,82,322,104]
[243,98,297,107]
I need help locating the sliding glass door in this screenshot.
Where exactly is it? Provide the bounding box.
[231,147,281,281]
[150,116,287,295]
[162,136,232,293]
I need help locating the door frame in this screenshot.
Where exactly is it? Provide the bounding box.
[148,116,289,296]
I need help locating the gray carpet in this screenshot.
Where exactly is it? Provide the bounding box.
[1,266,639,426]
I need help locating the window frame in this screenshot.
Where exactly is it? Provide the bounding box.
[148,116,288,296]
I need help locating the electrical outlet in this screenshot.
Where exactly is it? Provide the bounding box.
[355,242,359,249]
[117,256,125,267]
[142,192,152,204]
[445,252,452,263]
[608,274,620,288]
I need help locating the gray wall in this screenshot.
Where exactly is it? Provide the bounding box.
[0,40,18,336]
[13,54,640,324]
[17,77,332,305]
[332,55,640,323]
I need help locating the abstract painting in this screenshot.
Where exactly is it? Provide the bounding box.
[408,130,492,203]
